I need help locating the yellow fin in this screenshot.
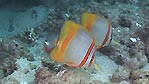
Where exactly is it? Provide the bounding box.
[50,47,63,63]
[81,13,96,30]
[111,39,120,46]
[93,61,102,73]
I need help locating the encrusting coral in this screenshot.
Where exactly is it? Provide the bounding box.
[35,67,115,84]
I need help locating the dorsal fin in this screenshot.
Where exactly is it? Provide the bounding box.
[81,13,96,30]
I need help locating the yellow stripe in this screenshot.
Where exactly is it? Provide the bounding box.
[79,41,95,67]
[61,29,75,56]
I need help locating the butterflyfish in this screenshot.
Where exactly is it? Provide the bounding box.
[50,21,96,68]
[81,13,112,49]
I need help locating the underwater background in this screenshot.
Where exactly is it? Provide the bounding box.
[0,0,149,84]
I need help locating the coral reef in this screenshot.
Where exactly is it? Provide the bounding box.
[0,0,148,84]
[0,37,34,80]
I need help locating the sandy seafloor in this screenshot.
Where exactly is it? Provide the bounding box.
[0,0,149,84]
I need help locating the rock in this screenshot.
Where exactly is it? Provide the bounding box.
[1,77,20,84]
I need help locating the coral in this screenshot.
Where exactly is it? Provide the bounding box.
[1,57,42,84]
[134,24,149,43]
[130,70,149,80]
[121,39,147,70]
[111,65,149,84]
[134,23,149,62]
[0,37,35,61]
[130,70,149,84]
[41,57,63,73]
[0,37,35,77]
[132,79,149,84]
[19,27,39,44]
[122,52,147,71]
[35,68,112,84]
[111,66,130,83]
[104,30,147,70]
[35,68,87,84]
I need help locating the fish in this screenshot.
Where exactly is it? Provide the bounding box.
[81,13,112,49]
[50,21,96,68]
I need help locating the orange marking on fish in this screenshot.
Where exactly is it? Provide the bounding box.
[66,41,95,68]
[79,41,95,68]
[61,30,75,53]
[86,18,93,30]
